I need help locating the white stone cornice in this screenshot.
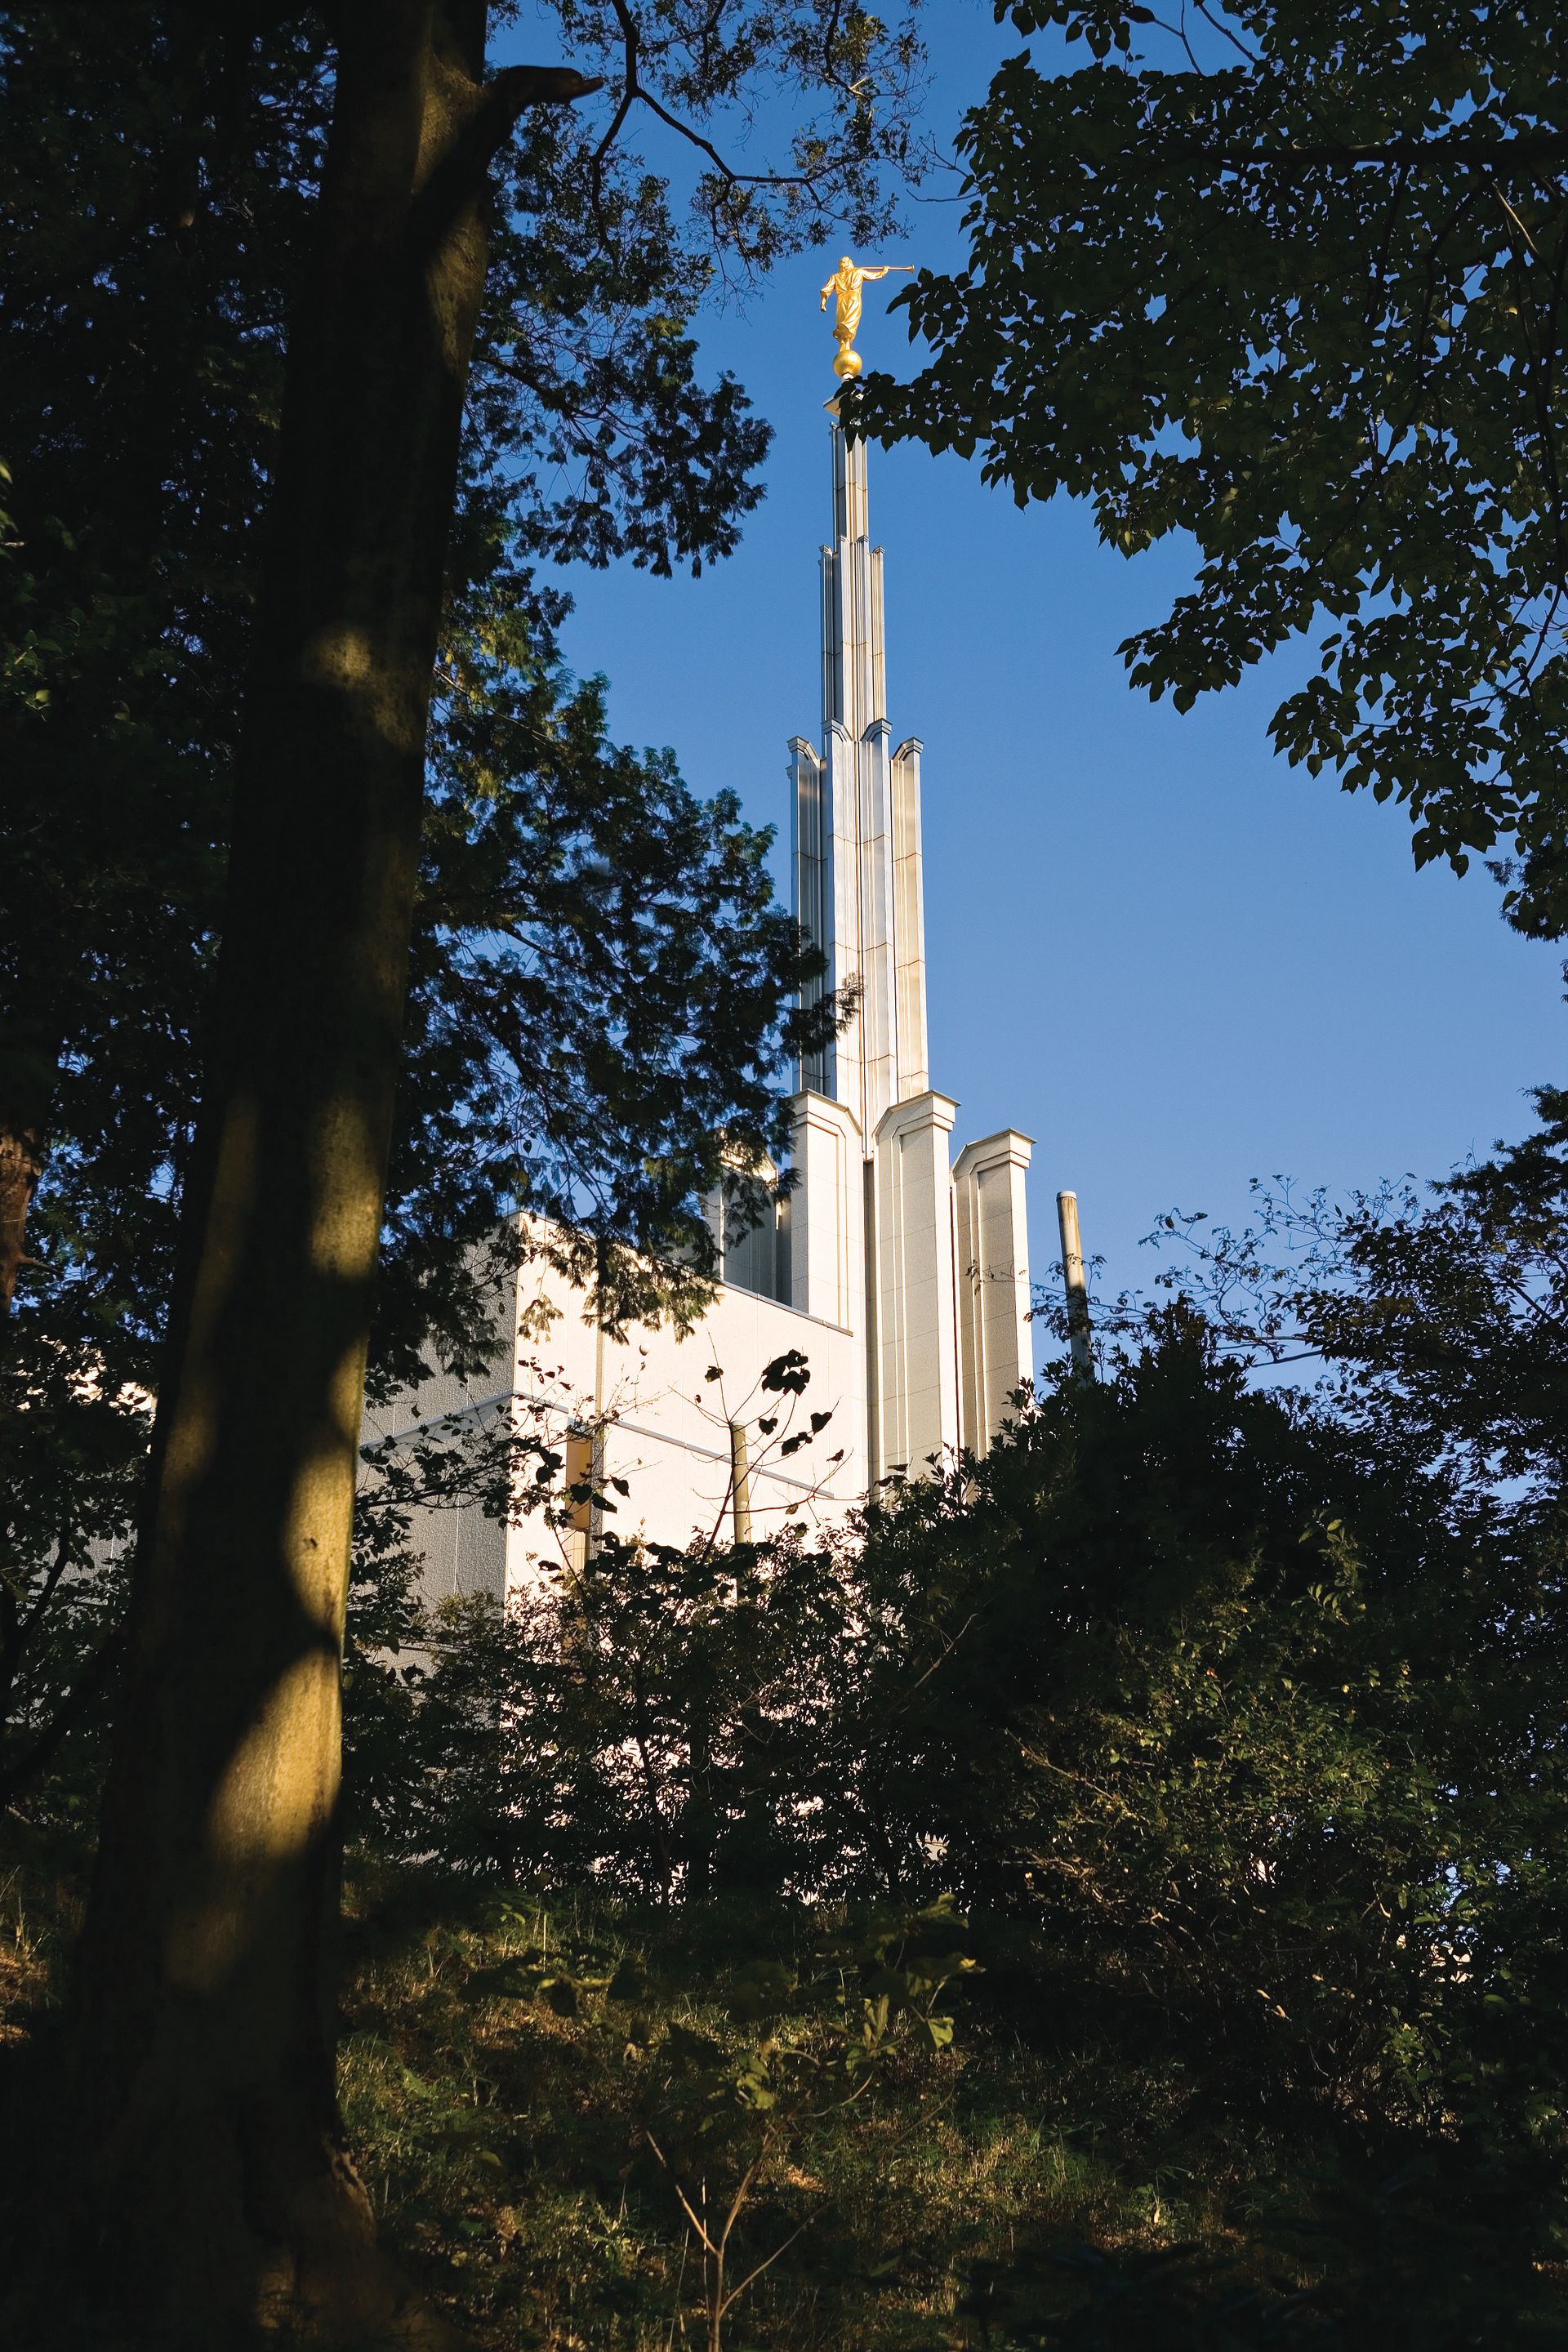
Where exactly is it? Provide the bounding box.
[951,1129,1036,1182]
[875,1089,959,1143]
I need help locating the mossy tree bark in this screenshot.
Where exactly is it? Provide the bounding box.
[54,8,593,2341]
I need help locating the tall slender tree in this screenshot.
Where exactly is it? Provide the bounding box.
[0,1,921,2336]
[63,16,601,2336]
[0,0,820,1805]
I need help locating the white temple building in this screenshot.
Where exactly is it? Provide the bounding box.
[371,394,1034,1605]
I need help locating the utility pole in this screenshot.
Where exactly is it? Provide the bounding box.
[1056,1190,1094,1380]
[729,1419,753,1543]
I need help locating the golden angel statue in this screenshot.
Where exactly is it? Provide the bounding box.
[819,254,913,380]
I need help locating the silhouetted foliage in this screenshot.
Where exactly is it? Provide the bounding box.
[321,1100,1568,2336]
[858,0,1568,931]
[0,0,900,1788]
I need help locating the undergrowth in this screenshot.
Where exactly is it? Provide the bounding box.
[332,1867,1225,2350]
[5,1821,1565,2348]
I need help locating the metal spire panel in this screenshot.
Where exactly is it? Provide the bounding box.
[793,403,929,1136]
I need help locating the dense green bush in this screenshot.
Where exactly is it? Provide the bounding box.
[14,1105,1568,2339]
[858,1316,1568,2158]
[325,1102,1568,2336]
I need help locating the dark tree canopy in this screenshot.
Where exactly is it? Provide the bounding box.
[0,0,912,1354]
[327,1109,1568,2297]
[0,0,867,1346]
[858,0,1568,930]
[0,8,928,2334]
[0,0,920,1780]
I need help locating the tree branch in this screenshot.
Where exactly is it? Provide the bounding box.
[478,64,605,167]
[0,1619,127,1806]
[410,63,604,275]
[719,2215,814,2315]
[644,2129,720,2256]
[16,1531,72,1655]
[590,0,816,220]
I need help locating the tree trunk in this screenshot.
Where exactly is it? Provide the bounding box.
[685,1670,719,1904]
[0,1041,51,1317]
[38,10,590,2341]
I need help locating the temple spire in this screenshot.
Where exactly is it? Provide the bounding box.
[792,403,928,1138]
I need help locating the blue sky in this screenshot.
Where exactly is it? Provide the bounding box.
[523,2,1566,1364]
